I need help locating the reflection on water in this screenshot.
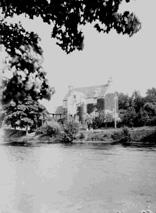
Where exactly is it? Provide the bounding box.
[0,142,156,213]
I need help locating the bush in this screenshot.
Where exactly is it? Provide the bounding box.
[120,127,131,143]
[79,132,86,140]
[62,120,79,142]
[36,120,61,137]
[57,116,68,124]
[146,116,156,126]
[77,104,85,124]
[87,103,94,114]
[121,107,137,127]
[95,98,105,111]
[92,117,101,129]
[111,131,123,141]
[92,112,105,129]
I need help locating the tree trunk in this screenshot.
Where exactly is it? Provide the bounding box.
[26,125,28,135]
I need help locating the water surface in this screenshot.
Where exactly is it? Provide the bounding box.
[0,142,156,213]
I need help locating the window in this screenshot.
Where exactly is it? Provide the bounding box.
[95,88,101,96]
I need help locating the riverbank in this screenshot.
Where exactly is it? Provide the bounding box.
[1,126,156,145]
[75,126,156,146]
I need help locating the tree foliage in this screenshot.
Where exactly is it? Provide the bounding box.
[1,45,55,104]
[118,92,130,110]
[118,88,156,127]
[96,98,105,111]
[87,103,94,114]
[63,119,79,142]
[3,96,48,133]
[92,111,105,129]
[145,87,156,103]
[121,106,137,127]
[0,43,54,131]
[92,110,114,129]
[131,90,145,113]
[0,19,42,57]
[36,120,61,137]
[0,0,141,54]
[77,104,85,124]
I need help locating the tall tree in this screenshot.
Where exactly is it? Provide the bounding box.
[0,18,54,105]
[145,87,156,103]
[1,45,55,105]
[131,90,145,113]
[0,45,55,132]
[4,96,49,134]
[118,92,130,110]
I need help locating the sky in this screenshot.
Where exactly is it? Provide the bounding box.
[1,0,156,112]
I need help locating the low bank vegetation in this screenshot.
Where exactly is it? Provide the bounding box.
[36,120,61,137]
[61,119,79,143]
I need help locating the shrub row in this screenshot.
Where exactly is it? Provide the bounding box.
[36,119,79,143]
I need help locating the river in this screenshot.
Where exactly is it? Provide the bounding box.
[0,142,156,213]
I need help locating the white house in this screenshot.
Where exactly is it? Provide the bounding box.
[63,78,118,120]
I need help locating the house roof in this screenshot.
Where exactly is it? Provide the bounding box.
[63,84,109,101]
[54,105,64,114]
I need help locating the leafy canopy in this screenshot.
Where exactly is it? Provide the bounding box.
[1,45,55,104]
[0,0,141,54]
[4,96,48,131]
[118,88,156,127]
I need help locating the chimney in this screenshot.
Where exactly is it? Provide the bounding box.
[107,77,113,86]
[68,85,73,92]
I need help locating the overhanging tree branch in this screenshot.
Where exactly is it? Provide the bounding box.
[0,0,141,54]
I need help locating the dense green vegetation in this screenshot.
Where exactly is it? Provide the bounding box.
[36,120,61,137]
[0,46,54,133]
[3,96,49,134]
[118,89,156,127]
[62,119,80,142]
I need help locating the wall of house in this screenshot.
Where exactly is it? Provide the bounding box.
[86,98,97,104]
[63,100,67,109]
[64,91,86,116]
[67,95,77,115]
[104,93,118,116]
